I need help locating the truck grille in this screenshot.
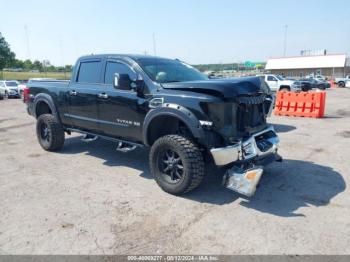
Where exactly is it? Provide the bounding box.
[236,94,271,134]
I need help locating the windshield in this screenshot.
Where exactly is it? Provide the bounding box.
[137,58,208,83]
[5,81,18,87]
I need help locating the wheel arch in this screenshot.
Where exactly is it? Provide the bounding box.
[33,93,61,124]
[279,85,291,90]
[143,104,205,146]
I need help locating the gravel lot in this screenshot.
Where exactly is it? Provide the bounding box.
[0,88,349,254]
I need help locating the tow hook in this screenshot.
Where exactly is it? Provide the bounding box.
[223,166,264,197]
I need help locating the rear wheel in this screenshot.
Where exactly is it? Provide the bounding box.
[279,87,290,92]
[36,114,65,151]
[338,81,345,88]
[149,135,205,195]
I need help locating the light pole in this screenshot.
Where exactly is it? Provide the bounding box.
[283,24,288,57]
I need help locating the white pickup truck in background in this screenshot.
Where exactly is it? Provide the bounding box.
[335,75,350,87]
[258,74,296,92]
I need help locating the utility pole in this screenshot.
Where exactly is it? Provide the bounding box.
[152,33,157,56]
[283,24,288,57]
[24,25,31,60]
[59,37,66,79]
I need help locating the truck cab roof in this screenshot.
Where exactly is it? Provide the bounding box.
[78,54,169,62]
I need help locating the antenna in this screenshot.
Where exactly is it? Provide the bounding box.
[24,25,31,60]
[152,33,157,56]
[283,24,288,57]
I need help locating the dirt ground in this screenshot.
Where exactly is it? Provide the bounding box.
[0,88,349,254]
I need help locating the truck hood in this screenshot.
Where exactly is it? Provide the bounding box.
[161,77,268,99]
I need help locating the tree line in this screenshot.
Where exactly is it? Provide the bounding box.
[194,63,265,72]
[0,32,72,72]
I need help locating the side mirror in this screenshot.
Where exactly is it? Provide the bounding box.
[114,73,145,96]
[114,73,132,90]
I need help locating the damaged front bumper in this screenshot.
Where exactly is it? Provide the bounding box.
[209,126,281,196]
[210,125,280,166]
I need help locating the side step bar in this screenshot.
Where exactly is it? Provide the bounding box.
[65,128,144,153]
[81,134,98,143]
[116,142,137,153]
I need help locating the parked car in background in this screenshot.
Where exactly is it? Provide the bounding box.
[306,74,326,81]
[0,80,21,98]
[300,78,330,90]
[335,75,350,87]
[258,74,300,92]
[0,87,5,100]
[291,80,313,92]
[17,81,28,96]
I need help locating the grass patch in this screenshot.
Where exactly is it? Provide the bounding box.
[1,71,71,80]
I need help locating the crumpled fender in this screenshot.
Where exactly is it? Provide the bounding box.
[142,103,205,146]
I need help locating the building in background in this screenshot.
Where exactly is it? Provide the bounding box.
[265,53,349,79]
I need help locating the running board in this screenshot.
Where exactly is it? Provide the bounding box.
[65,128,144,150]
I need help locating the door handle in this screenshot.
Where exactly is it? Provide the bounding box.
[98,93,108,99]
[69,90,77,96]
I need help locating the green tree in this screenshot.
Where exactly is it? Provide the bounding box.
[33,60,43,71]
[23,59,33,70]
[0,32,15,78]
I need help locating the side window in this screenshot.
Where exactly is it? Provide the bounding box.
[104,62,136,87]
[267,76,276,81]
[77,61,102,83]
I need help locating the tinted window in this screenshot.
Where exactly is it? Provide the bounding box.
[104,62,136,85]
[77,61,101,83]
[267,76,276,81]
[5,81,18,87]
[137,58,207,83]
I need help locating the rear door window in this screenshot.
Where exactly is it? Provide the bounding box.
[77,61,102,83]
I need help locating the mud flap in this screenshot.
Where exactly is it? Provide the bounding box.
[223,166,263,197]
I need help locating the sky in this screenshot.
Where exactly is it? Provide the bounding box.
[0,0,349,66]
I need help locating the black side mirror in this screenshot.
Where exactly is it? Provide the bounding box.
[114,73,145,96]
[114,73,132,90]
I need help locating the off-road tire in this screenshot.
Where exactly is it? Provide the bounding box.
[36,114,65,151]
[150,135,205,195]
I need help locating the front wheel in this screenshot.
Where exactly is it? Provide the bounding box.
[149,135,205,195]
[36,114,65,151]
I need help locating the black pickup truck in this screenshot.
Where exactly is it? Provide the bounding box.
[25,54,281,196]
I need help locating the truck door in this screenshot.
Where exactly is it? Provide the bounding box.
[266,75,279,92]
[66,59,102,133]
[97,60,146,142]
